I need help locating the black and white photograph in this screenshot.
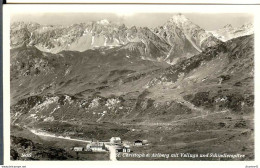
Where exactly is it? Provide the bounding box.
[3,4,257,162]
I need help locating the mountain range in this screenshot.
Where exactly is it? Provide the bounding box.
[10,14,254,160]
[11,14,224,64]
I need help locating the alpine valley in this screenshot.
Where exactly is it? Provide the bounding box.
[10,14,254,161]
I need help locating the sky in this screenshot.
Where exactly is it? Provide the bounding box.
[11,13,254,31]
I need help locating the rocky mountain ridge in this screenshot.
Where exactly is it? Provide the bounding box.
[209,22,254,41]
[11,14,221,64]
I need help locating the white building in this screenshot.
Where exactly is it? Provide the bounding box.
[86,142,106,152]
[73,147,84,151]
[134,140,143,146]
[110,137,121,144]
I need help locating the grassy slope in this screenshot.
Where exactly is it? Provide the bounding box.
[10,35,254,160]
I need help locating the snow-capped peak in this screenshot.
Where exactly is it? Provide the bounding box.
[97,19,110,25]
[210,22,254,42]
[170,13,189,24]
[223,24,233,30]
[241,22,253,29]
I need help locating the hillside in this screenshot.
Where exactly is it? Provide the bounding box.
[10,14,254,160]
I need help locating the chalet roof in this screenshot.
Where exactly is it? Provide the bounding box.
[110,137,121,140]
[90,146,104,148]
[74,147,84,149]
[89,142,104,147]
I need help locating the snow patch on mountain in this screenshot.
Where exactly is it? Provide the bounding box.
[209,23,254,41]
[97,19,110,25]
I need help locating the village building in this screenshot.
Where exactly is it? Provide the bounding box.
[122,146,131,153]
[110,137,121,144]
[134,140,143,146]
[122,140,131,146]
[142,140,148,145]
[116,147,131,153]
[73,147,84,151]
[115,144,131,153]
[86,142,107,152]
